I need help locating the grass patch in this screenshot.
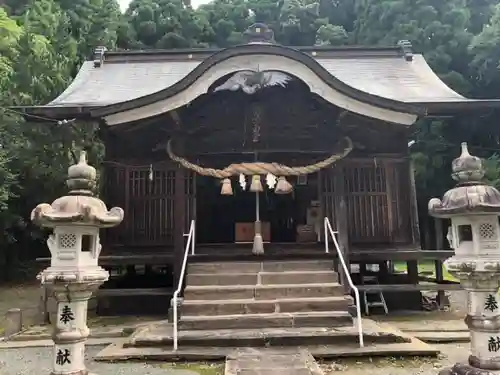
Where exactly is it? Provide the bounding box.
[160,362,225,375]
[393,260,457,282]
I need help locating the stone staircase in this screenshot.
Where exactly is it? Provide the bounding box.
[97,258,433,361]
[177,259,354,331]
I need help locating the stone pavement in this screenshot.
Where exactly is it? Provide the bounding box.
[384,318,470,343]
[225,348,324,375]
[0,345,201,375]
[387,319,467,333]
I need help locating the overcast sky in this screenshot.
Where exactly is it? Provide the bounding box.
[118,0,211,12]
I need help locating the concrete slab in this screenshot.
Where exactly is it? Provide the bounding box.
[379,318,470,344]
[410,331,470,343]
[0,337,115,349]
[388,319,468,333]
[126,319,409,348]
[93,323,439,362]
[94,339,438,362]
[225,348,324,375]
[8,325,130,342]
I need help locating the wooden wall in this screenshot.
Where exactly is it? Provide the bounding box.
[102,156,415,249]
[102,162,196,248]
[320,158,414,246]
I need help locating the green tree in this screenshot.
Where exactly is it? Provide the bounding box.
[56,0,122,60]
[122,0,213,48]
[0,4,92,279]
[470,4,500,94]
[1,0,500,278]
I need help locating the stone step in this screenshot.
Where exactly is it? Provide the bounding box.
[260,271,338,285]
[103,340,439,362]
[124,320,412,349]
[187,260,333,274]
[178,311,353,330]
[181,296,353,316]
[186,270,338,286]
[183,283,344,300]
[187,272,257,286]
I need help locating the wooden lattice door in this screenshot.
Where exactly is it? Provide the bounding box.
[127,166,176,246]
[103,164,196,247]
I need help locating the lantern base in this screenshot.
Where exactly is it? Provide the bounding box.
[438,363,495,375]
[469,355,500,371]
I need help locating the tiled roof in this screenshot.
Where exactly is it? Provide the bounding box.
[47,53,465,108]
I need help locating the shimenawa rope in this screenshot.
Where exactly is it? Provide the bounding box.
[166,137,353,178]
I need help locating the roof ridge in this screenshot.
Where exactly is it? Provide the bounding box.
[99,44,405,63]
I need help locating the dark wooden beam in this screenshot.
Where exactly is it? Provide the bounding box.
[434,218,446,307]
[407,260,419,284]
[358,283,461,292]
[349,250,454,262]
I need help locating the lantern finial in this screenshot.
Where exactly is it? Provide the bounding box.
[451,142,484,184]
[67,151,97,195]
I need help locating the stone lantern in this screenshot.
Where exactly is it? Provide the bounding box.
[429,143,500,374]
[31,152,124,375]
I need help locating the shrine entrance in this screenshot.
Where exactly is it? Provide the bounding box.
[165,73,354,251]
[196,174,312,244]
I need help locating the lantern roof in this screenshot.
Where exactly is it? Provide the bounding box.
[428,143,500,217]
[31,152,124,228]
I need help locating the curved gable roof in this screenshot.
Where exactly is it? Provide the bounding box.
[17,41,500,124]
[89,43,424,118]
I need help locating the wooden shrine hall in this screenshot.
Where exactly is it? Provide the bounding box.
[19,24,500,314]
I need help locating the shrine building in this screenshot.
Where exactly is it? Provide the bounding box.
[17,24,500,315]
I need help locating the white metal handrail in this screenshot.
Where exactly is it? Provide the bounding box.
[324,217,364,348]
[173,219,195,351]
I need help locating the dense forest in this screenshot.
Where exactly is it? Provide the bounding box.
[1,0,500,279]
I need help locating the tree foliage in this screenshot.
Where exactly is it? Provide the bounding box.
[2,0,500,277]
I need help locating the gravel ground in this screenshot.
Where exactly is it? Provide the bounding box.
[0,286,476,375]
[0,343,474,375]
[319,290,473,374]
[0,346,201,375]
[0,284,41,331]
[321,343,471,374]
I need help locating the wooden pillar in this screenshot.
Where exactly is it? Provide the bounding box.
[173,152,187,290]
[378,261,389,282]
[407,260,419,284]
[408,159,421,246]
[333,165,350,294]
[434,218,445,307]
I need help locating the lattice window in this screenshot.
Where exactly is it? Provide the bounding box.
[479,223,497,240]
[58,233,77,249]
[343,164,389,242]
